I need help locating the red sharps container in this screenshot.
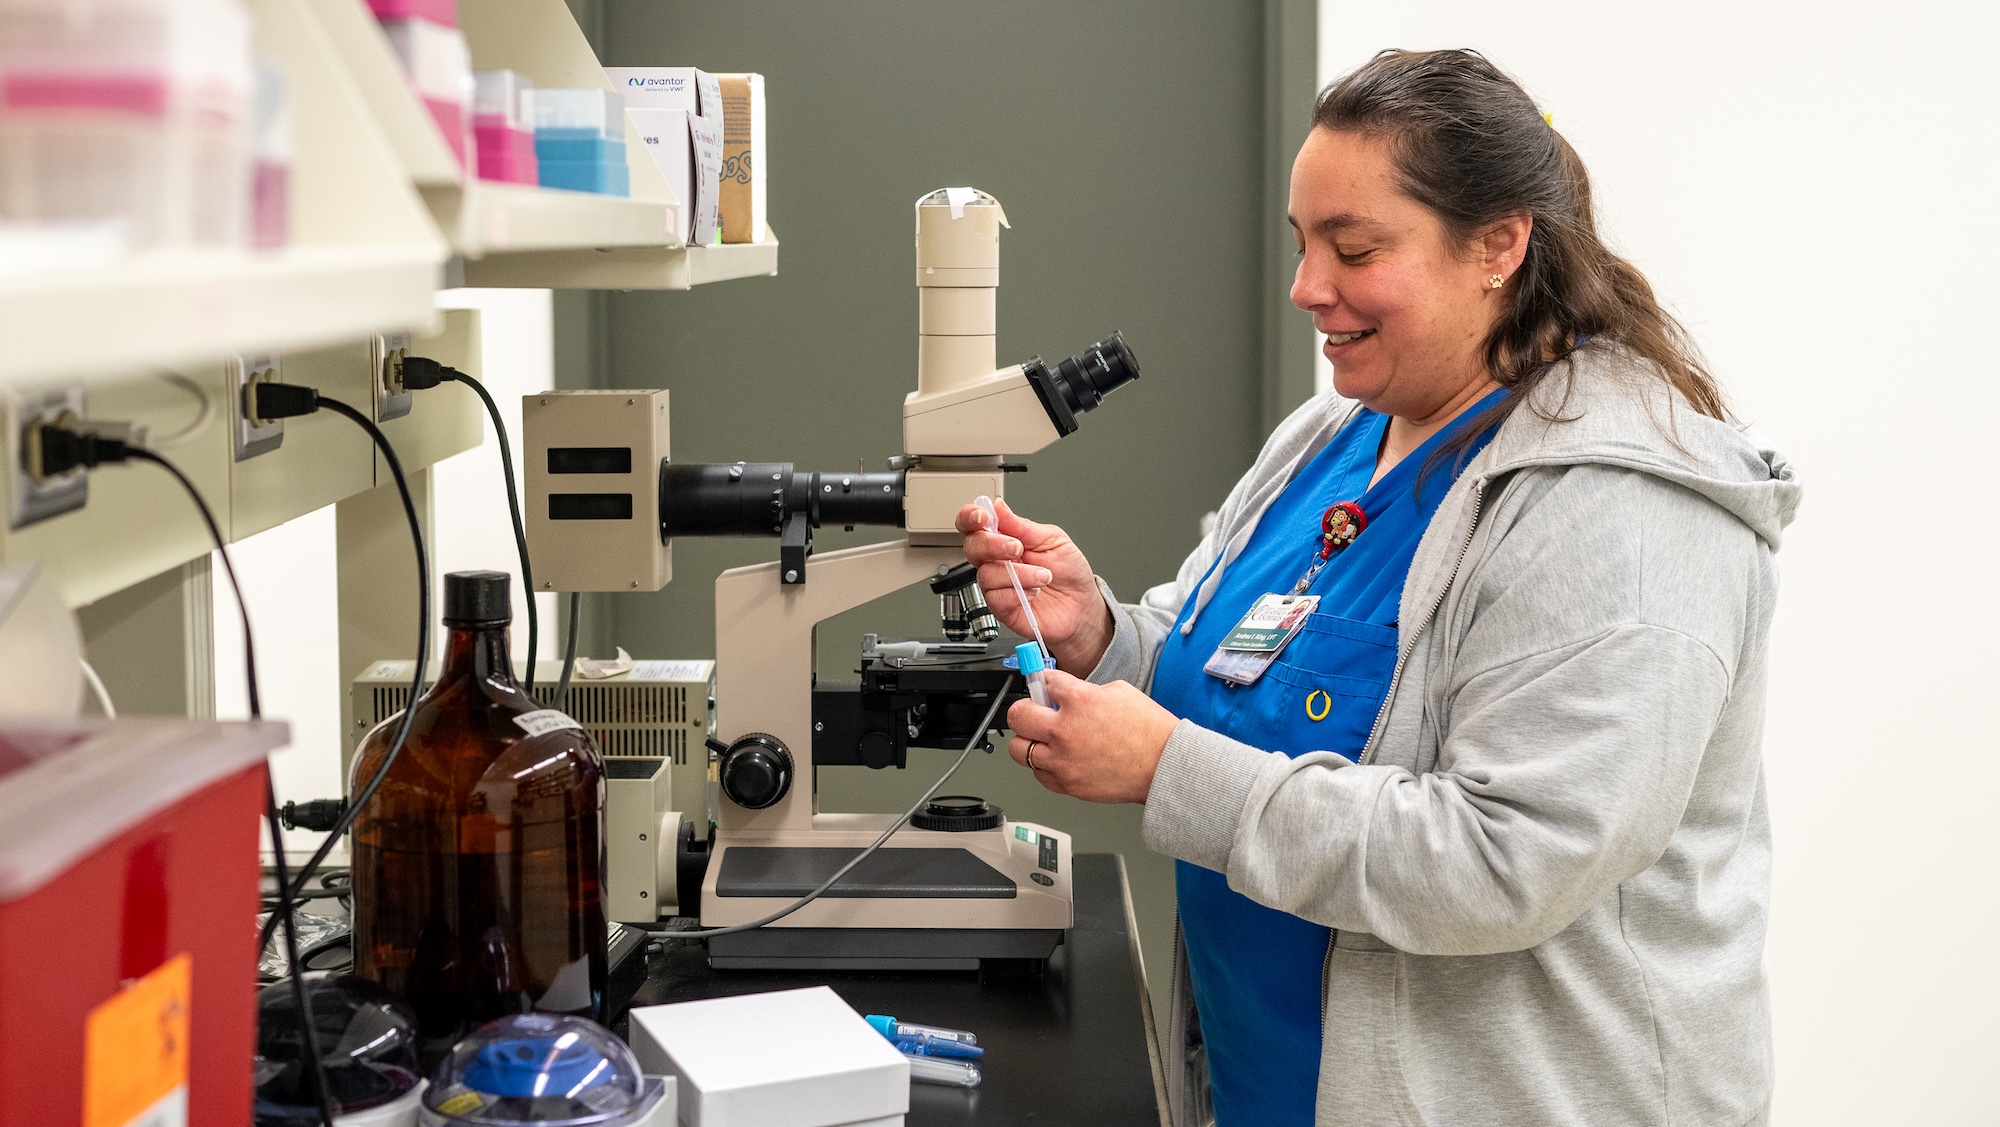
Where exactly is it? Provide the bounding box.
[0,718,286,1127]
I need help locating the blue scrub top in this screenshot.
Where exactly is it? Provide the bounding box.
[1151,389,1507,1126]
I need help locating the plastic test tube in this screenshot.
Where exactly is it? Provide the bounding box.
[866,1013,978,1045]
[1016,641,1053,710]
[906,1054,983,1088]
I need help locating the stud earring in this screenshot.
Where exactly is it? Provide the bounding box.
[1489,273,1505,290]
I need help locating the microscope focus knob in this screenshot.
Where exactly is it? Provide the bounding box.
[719,733,793,810]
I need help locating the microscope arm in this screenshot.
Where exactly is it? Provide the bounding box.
[713,539,964,833]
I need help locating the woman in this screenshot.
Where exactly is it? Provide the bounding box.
[959,50,1798,1127]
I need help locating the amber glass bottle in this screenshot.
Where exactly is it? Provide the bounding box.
[350,571,606,1059]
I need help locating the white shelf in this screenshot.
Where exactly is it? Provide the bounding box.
[312,0,740,285]
[0,0,771,387]
[460,233,779,289]
[420,181,679,260]
[0,0,449,390]
[0,246,441,389]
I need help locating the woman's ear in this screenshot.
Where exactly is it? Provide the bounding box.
[1477,212,1534,277]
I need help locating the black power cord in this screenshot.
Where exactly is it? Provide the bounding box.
[248,384,430,952]
[556,589,581,704]
[35,430,344,1127]
[398,356,541,700]
[280,797,348,832]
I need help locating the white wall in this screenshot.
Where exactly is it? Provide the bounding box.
[217,288,557,850]
[1317,5,1997,1122]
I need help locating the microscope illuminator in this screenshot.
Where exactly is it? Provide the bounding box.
[523,389,672,593]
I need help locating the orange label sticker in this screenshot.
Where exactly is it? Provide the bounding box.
[83,953,191,1127]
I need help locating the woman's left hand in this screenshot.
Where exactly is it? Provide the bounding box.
[1006,670,1179,804]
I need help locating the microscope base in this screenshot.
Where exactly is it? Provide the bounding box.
[707,925,1063,971]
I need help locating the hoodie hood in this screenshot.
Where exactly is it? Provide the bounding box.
[1476,341,1802,550]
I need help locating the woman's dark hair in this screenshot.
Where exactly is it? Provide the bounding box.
[1313,49,1728,470]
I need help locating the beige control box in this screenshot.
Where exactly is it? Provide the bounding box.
[524,389,672,592]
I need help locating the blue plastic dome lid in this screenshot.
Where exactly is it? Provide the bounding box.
[422,1014,649,1127]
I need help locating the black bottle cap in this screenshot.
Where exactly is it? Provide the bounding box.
[443,570,511,625]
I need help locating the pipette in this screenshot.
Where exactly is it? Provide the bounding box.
[974,495,1051,664]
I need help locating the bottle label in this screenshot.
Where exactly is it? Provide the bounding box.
[514,709,585,737]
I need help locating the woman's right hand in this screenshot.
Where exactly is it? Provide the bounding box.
[956,498,1114,676]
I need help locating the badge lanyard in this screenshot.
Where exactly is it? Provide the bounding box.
[1202,450,1374,686]
[1290,500,1367,594]
[1290,419,1378,595]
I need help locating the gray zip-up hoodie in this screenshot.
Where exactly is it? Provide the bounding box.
[1089,343,1800,1127]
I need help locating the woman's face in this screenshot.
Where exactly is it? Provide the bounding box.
[1289,128,1521,420]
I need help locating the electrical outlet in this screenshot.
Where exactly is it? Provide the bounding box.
[6,384,88,530]
[372,332,412,422]
[231,352,285,461]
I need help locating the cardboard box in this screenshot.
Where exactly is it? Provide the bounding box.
[605,67,725,244]
[715,73,765,243]
[628,107,721,245]
[627,986,909,1127]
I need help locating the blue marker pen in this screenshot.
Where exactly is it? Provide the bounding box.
[890,1035,983,1060]
[1016,642,1053,709]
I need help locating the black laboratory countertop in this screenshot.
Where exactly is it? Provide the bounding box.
[610,853,1168,1127]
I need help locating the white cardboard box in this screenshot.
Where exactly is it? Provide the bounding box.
[605,66,723,119]
[627,986,909,1127]
[627,106,721,245]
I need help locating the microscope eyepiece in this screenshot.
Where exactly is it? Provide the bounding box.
[1022,330,1141,437]
[1053,332,1140,415]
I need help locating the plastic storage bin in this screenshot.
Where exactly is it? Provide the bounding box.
[0,718,289,1127]
[249,63,291,248]
[473,69,536,184]
[527,89,628,197]
[0,0,254,250]
[378,14,471,169]
[365,0,455,24]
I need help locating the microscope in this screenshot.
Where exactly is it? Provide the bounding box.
[523,188,1138,969]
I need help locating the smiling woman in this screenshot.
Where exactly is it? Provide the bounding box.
[1300,51,1728,475]
[956,47,1799,1127]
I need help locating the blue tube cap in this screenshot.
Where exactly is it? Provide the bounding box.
[865,1014,898,1038]
[1014,641,1047,675]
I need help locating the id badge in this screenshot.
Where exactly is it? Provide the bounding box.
[1203,593,1317,686]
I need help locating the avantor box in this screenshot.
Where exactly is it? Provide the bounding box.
[606,67,723,244]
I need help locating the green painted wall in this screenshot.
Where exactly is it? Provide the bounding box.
[559,0,1315,1027]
